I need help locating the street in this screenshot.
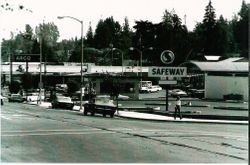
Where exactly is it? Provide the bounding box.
[1,102,248,163]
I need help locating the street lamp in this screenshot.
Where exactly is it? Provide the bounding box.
[58,16,84,110]
[112,48,124,75]
[129,47,154,80]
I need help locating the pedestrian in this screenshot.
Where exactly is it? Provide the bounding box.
[174,96,182,120]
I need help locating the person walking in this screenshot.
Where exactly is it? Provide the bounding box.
[174,96,182,120]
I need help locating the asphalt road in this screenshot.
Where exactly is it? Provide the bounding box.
[1,102,248,163]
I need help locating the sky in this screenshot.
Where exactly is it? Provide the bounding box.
[0,0,247,41]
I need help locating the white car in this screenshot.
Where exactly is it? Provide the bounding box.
[117,94,130,100]
[147,86,159,93]
[169,89,188,97]
[146,85,163,93]
[26,93,45,102]
[153,85,162,91]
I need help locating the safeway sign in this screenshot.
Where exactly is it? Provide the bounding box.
[148,67,187,77]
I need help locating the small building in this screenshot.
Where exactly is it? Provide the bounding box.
[180,57,248,101]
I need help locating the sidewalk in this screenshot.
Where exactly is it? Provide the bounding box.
[30,101,248,125]
[115,110,248,125]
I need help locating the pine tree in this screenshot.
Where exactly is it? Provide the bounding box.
[203,0,217,54]
[85,22,94,47]
[203,0,216,28]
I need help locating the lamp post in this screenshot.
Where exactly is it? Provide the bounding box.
[129,47,153,80]
[112,48,124,75]
[39,33,42,104]
[58,16,84,110]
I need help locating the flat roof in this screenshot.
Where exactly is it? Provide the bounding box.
[182,57,248,73]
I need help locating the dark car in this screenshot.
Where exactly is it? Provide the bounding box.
[51,96,74,110]
[8,94,24,103]
[83,96,117,118]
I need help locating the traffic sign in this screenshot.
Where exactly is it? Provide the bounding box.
[148,67,187,77]
[13,54,40,62]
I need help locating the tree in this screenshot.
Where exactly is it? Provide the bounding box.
[213,16,230,55]
[55,39,76,62]
[203,0,217,54]
[119,17,132,51]
[21,24,34,54]
[193,0,230,57]
[85,22,94,47]
[203,0,216,27]
[232,0,249,57]
[35,22,60,62]
[158,10,189,65]
[93,17,122,49]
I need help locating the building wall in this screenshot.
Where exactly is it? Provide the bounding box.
[205,75,248,101]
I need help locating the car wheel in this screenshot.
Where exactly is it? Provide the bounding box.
[103,113,106,117]
[110,113,114,118]
[91,111,95,116]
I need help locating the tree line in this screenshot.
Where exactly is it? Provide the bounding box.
[1,0,249,66]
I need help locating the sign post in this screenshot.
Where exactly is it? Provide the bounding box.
[149,67,187,111]
[159,80,177,112]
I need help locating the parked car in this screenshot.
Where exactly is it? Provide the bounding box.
[147,85,163,92]
[187,89,205,98]
[139,81,152,93]
[117,94,130,100]
[8,94,24,102]
[154,85,163,91]
[147,86,159,93]
[51,96,74,110]
[26,93,45,102]
[83,95,116,117]
[169,89,188,97]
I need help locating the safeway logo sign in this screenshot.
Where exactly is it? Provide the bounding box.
[148,67,187,77]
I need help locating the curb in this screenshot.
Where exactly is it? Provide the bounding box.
[115,112,248,125]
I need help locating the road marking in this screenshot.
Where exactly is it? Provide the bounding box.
[0,115,12,120]
[1,131,116,137]
[2,128,102,133]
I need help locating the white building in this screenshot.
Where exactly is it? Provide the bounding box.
[181,57,248,101]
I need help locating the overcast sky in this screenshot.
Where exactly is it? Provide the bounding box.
[0,0,247,41]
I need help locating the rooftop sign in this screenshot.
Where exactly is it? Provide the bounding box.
[148,67,187,77]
